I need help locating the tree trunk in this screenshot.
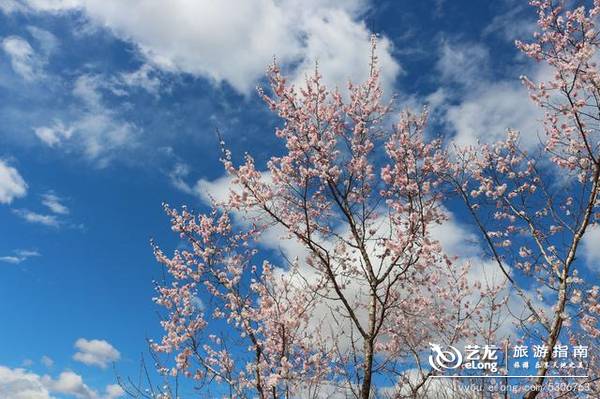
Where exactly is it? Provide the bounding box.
[360,339,375,399]
[360,292,377,399]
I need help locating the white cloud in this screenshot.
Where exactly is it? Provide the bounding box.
[26,26,59,56]
[0,366,52,399]
[0,255,24,264]
[0,0,27,13]
[41,192,69,215]
[18,249,41,257]
[72,75,139,158]
[583,224,600,271]
[482,4,536,42]
[170,163,245,205]
[34,121,74,147]
[0,365,125,399]
[73,338,120,369]
[44,371,96,399]
[15,0,400,95]
[1,35,44,81]
[13,209,60,227]
[34,74,139,164]
[118,64,161,95]
[44,371,124,399]
[436,41,490,88]
[12,0,79,12]
[71,114,138,162]
[194,174,235,204]
[431,41,543,148]
[0,249,40,264]
[104,384,124,399]
[11,192,70,228]
[167,162,194,195]
[430,212,479,258]
[444,82,542,148]
[289,8,400,92]
[72,74,102,106]
[40,356,54,368]
[0,159,27,204]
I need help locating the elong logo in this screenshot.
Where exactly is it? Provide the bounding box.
[428,343,463,371]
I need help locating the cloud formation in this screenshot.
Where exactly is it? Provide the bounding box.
[40,356,54,368]
[0,249,40,264]
[44,371,124,399]
[9,0,400,95]
[0,159,27,204]
[41,192,69,215]
[12,191,71,228]
[13,209,60,227]
[0,365,124,399]
[73,338,120,369]
[34,74,140,165]
[0,366,51,399]
[429,41,543,148]
[1,35,44,81]
[583,225,600,271]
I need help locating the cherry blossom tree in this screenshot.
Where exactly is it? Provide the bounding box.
[148,1,600,397]
[449,0,600,397]
[150,40,495,399]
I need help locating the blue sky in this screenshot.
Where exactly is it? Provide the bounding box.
[1,0,589,398]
